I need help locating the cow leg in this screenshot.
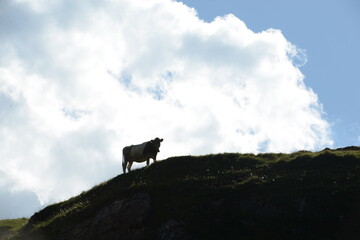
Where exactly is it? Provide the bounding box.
[146,159,150,166]
[127,161,133,172]
[122,146,131,174]
[122,160,127,174]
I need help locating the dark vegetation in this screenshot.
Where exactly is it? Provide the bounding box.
[3,147,360,240]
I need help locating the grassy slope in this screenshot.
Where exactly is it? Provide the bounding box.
[0,218,28,240]
[12,147,360,239]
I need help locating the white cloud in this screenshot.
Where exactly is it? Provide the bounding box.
[0,0,332,217]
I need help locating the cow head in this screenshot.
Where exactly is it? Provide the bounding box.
[151,137,163,152]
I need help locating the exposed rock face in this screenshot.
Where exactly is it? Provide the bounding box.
[60,193,151,240]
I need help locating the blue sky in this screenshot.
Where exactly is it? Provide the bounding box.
[0,0,358,219]
[181,0,360,147]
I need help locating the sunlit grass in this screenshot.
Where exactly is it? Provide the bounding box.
[0,218,28,240]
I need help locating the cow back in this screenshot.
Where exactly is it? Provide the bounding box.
[130,142,148,158]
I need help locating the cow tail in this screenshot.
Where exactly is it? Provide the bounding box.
[122,151,126,174]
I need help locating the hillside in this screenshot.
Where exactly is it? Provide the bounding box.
[5,147,360,240]
[0,219,28,240]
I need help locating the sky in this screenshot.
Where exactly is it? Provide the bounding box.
[0,0,358,219]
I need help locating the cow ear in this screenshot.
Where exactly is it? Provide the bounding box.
[160,138,164,142]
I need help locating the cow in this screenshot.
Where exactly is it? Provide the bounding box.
[122,137,164,173]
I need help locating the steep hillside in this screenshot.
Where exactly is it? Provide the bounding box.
[0,218,28,240]
[9,147,360,240]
